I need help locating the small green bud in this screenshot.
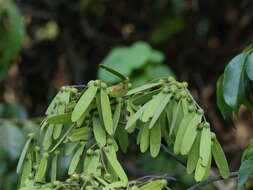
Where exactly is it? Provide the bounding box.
[197,109,204,115]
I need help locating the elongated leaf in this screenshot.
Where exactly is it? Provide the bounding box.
[100,89,114,135]
[116,125,129,153]
[238,159,253,190]
[35,155,48,182]
[149,93,172,129]
[169,100,182,135]
[46,113,72,124]
[104,145,128,184]
[20,159,32,187]
[223,53,248,109]
[194,158,207,182]
[45,92,61,115]
[139,179,167,190]
[17,138,31,174]
[86,151,100,175]
[53,124,63,140]
[51,155,58,182]
[49,124,75,153]
[212,138,229,179]
[150,121,161,157]
[99,64,128,81]
[200,126,211,166]
[113,101,122,132]
[126,82,163,96]
[43,125,54,150]
[68,127,90,142]
[93,116,107,146]
[141,92,166,122]
[68,144,85,174]
[140,124,150,153]
[174,112,194,154]
[181,113,202,155]
[187,132,201,174]
[125,105,146,132]
[216,75,233,120]
[246,53,253,81]
[71,85,98,121]
[104,181,126,190]
[65,142,79,156]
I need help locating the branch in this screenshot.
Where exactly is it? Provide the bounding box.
[187,172,238,190]
[161,144,187,167]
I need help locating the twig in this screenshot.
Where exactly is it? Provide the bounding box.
[187,172,238,190]
[161,144,187,167]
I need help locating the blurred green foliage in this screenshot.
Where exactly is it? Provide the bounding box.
[0,0,25,80]
[0,103,39,189]
[98,41,175,86]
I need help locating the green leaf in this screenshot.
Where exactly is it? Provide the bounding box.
[180,112,202,155]
[0,123,26,161]
[142,92,167,123]
[140,124,150,153]
[223,53,249,109]
[150,121,161,157]
[100,88,114,135]
[212,137,229,179]
[174,111,194,155]
[68,144,85,174]
[199,126,211,166]
[113,101,122,132]
[149,17,185,44]
[99,64,128,81]
[50,155,58,182]
[145,64,176,80]
[115,125,129,153]
[46,113,72,124]
[17,138,31,174]
[126,82,163,96]
[71,85,98,122]
[139,179,167,190]
[0,2,25,80]
[92,116,107,146]
[187,132,200,174]
[149,93,172,129]
[238,159,253,190]
[125,104,146,132]
[35,154,48,182]
[104,145,128,184]
[246,53,253,81]
[216,75,233,120]
[65,142,79,156]
[19,159,32,187]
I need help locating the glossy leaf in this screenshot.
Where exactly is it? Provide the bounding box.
[216,75,233,120]
[223,53,248,109]
[246,53,253,81]
[238,154,253,190]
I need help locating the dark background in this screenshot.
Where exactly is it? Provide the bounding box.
[1,0,253,189]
